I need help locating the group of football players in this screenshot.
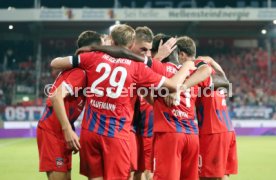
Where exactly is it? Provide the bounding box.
[37,24,238,180]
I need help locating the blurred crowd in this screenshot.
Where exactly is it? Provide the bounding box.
[0,42,275,110]
[211,47,276,107]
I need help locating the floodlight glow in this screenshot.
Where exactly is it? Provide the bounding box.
[109,21,121,33]
[23,96,30,101]
[8,6,15,11]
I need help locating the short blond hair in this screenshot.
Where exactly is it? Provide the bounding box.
[111,24,135,48]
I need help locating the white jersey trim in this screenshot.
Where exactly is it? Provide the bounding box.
[144,56,148,65]
[68,56,73,65]
[209,76,213,87]
[78,55,81,65]
[62,81,74,96]
[156,76,166,90]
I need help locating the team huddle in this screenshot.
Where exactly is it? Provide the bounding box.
[36,24,238,180]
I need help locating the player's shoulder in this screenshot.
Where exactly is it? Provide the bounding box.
[80,51,104,56]
[194,59,216,75]
[93,51,106,56]
[79,51,105,63]
[167,62,182,69]
[194,59,208,68]
[194,59,203,64]
[132,61,147,68]
[56,69,86,84]
[63,68,85,76]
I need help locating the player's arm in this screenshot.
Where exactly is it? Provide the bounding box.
[182,61,230,90]
[163,64,212,107]
[182,63,212,90]
[51,53,94,71]
[50,56,74,70]
[76,45,146,62]
[75,37,177,62]
[51,48,147,71]
[49,83,81,153]
[198,56,226,77]
[162,60,195,92]
[136,60,194,94]
[197,56,229,88]
[212,74,230,89]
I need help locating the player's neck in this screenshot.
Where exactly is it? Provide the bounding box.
[169,58,180,66]
[168,50,180,65]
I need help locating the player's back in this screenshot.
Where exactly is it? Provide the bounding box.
[193,59,234,134]
[196,89,234,134]
[38,68,86,137]
[153,62,199,134]
[78,52,164,140]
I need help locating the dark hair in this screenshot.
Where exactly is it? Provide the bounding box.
[77,30,102,48]
[177,36,196,57]
[151,33,172,53]
[152,33,178,63]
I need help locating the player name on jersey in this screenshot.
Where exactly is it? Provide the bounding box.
[172,109,189,118]
[90,99,116,111]
[166,65,179,74]
[102,54,132,65]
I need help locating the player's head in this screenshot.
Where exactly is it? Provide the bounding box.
[101,34,112,46]
[152,33,179,63]
[131,26,154,57]
[177,36,196,63]
[151,33,166,57]
[77,30,102,48]
[110,24,135,49]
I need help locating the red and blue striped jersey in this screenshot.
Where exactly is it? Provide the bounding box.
[77,52,165,140]
[152,60,211,134]
[38,68,86,138]
[196,89,234,135]
[132,97,154,137]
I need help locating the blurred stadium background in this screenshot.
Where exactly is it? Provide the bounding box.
[0,0,275,179]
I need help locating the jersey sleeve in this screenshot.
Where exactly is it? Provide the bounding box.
[195,59,216,74]
[63,69,86,95]
[134,62,166,89]
[194,60,206,69]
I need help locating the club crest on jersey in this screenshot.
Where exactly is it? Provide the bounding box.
[56,157,64,168]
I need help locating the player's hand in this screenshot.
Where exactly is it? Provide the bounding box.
[75,46,93,55]
[197,56,214,64]
[63,128,81,154]
[154,37,177,61]
[164,92,181,107]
